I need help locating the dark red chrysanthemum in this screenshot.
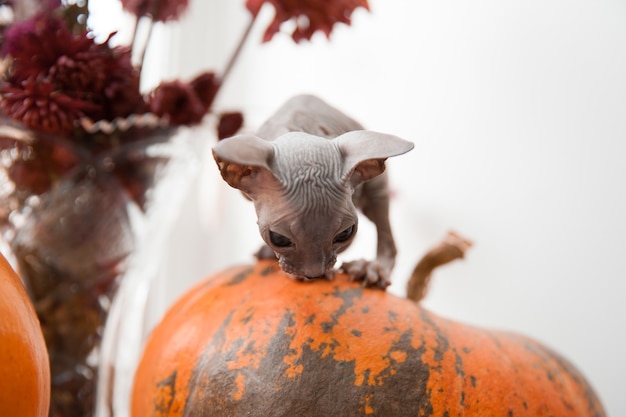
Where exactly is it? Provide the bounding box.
[120,0,189,22]
[246,0,370,42]
[148,81,206,126]
[0,78,99,135]
[1,12,91,81]
[54,41,146,120]
[1,13,148,130]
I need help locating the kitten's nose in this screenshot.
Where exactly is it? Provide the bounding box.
[303,256,336,279]
[303,267,327,280]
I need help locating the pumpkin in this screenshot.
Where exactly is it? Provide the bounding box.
[132,260,605,417]
[0,253,50,417]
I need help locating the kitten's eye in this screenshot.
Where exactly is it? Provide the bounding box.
[334,225,355,243]
[270,231,293,248]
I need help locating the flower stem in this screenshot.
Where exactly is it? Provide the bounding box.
[215,12,259,100]
[134,17,156,83]
[406,231,473,302]
[136,0,165,78]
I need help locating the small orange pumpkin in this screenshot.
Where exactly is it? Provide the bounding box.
[132,260,605,417]
[0,253,50,417]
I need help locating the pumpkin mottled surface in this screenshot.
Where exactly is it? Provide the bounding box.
[132,260,605,417]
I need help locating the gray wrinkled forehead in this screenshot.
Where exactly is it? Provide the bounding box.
[271,133,347,213]
[271,133,342,179]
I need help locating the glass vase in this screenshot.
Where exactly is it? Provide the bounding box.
[0,116,200,417]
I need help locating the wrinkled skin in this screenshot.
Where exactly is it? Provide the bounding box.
[213,95,413,287]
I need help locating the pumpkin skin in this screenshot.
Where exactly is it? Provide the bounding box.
[132,260,605,417]
[0,253,50,417]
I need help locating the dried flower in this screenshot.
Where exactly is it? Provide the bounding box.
[0,78,99,135]
[63,41,146,121]
[47,40,146,121]
[121,0,190,22]
[0,13,145,133]
[148,80,206,126]
[1,12,90,82]
[190,71,220,111]
[1,1,372,141]
[217,112,244,140]
[246,0,370,42]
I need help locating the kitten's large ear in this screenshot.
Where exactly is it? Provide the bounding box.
[212,135,281,196]
[336,130,414,187]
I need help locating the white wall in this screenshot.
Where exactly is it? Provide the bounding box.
[93,1,626,415]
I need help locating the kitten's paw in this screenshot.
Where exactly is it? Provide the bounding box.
[340,259,391,289]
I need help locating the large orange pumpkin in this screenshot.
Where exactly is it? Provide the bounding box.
[132,260,605,416]
[0,253,50,417]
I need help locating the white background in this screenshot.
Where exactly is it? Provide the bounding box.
[91,1,626,415]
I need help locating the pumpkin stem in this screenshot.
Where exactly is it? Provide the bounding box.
[406,231,473,302]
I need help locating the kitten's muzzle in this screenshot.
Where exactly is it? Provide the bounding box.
[279,255,337,281]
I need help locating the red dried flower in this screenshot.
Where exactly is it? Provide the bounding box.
[217,112,244,140]
[62,42,146,120]
[190,72,220,111]
[246,0,369,42]
[0,79,99,135]
[120,0,190,22]
[1,13,147,131]
[1,12,91,82]
[148,80,206,126]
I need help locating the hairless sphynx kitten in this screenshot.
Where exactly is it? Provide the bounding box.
[213,94,413,288]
